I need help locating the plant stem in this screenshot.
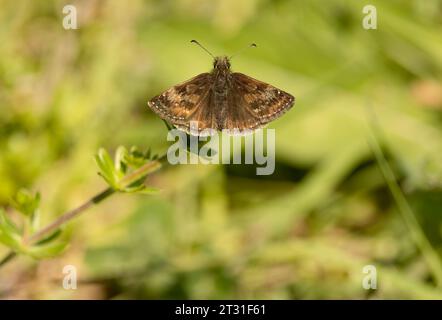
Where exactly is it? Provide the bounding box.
[26,187,114,244]
[0,252,16,268]
[0,156,165,269]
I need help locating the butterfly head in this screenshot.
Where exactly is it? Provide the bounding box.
[190,40,255,75]
[213,56,231,72]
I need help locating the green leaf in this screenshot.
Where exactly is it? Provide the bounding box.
[35,229,62,245]
[30,208,40,233]
[122,186,145,193]
[135,187,160,195]
[0,209,21,235]
[144,148,152,160]
[0,212,22,251]
[95,147,161,194]
[115,146,129,174]
[27,241,68,259]
[11,189,40,217]
[95,148,119,188]
[0,230,22,251]
[124,146,151,169]
[0,213,22,251]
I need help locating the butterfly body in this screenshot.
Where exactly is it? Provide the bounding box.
[148,55,294,136]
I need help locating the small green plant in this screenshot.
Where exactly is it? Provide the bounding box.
[0,146,166,267]
[0,189,67,259]
[95,146,160,194]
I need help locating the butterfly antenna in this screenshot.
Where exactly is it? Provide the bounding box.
[190,40,215,58]
[229,43,257,59]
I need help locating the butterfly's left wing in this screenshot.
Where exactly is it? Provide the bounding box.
[221,72,295,132]
[148,73,216,134]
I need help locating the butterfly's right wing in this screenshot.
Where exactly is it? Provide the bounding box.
[148,73,216,134]
[221,72,294,133]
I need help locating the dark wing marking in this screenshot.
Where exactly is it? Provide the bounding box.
[148,73,216,135]
[221,72,295,132]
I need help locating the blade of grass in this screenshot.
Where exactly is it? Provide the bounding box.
[367,107,442,288]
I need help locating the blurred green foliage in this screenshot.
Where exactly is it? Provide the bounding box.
[0,0,442,299]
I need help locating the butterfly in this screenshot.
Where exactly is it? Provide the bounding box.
[148,40,295,136]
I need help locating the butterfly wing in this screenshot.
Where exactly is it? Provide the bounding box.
[221,72,295,132]
[148,73,216,134]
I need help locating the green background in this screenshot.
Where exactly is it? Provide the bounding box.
[1,0,442,299]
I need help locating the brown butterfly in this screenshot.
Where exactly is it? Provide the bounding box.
[148,40,295,136]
